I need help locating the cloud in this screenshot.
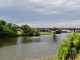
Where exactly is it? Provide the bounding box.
[0,0,80,28]
[71,20,80,23]
[0,0,80,14]
[0,16,80,28]
[16,0,80,14]
[14,20,80,28]
[0,0,13,9]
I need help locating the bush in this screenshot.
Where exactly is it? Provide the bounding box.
[56,30,62,34]
[54,33,80,60]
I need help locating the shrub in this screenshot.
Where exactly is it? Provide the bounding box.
[54,33,80,60]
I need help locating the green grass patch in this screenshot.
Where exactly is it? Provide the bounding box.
[18,31,23,35]
[40,32,52,35]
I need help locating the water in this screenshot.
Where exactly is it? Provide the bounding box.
[0,33,68,60]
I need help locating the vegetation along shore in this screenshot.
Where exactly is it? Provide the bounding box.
[0,20,40,38]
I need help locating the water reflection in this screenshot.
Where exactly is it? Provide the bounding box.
[0,37,40,48]
[0,34,68,60]
[0,34,68,48]
[17,38,22,55]
[0,38,17,48]
[21,37,40,43]
[17,37,22,45]
[0,35,59,48]
[52,36,57,42]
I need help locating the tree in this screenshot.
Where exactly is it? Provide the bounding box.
[7,23,13,28]
[0,20,6,25]
[0,20,18,37]
[21,24,31,36]
[0,20,40,37]
[35,28,40,36]
[12,24,19,33]
[56,30,62,34]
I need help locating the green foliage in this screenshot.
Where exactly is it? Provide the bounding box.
[0,25,18,37]
[56,30,62,34]
[54,33,80,60]
[27,28,35,36]
[21,24,33,36]
[0,20,18,37]
[40,29,50,32]
[0,20,40,37]
[12,24,19,33]
[7,23,12,28]
[0,20,6,25]
[34,28,40,36]
[20,25,40,36]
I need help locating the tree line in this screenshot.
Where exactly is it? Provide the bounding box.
[0,20,40,38]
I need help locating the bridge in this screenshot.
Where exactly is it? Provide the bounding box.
[38,28,80,31]
[38,27,80,37]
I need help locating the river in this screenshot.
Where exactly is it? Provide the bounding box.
[0,33,69,60]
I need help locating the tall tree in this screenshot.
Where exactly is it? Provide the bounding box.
[12,24,19,33]
[0,20,6,25]
[21,24,31,36]
[35,27,40,36]
[7,23,12,28]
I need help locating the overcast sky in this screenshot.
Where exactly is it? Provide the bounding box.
[0,0,80,28]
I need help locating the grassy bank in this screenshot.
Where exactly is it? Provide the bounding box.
[40,32,52,35]
[18,31,52,36]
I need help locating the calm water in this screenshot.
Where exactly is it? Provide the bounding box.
[0,33,68,60]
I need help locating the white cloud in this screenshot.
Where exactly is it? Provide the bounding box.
[14,0,80,14]
[0,16,80,28]
[0,0,13,9]
[0,0,80,14]
[71,20,80,23]
[14,20,80,28]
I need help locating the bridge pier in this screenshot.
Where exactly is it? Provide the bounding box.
[70,29,75,33]
[52,31,56,37]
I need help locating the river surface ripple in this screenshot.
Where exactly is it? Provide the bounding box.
[0,33,68,60]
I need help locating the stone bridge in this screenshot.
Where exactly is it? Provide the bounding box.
[38,28,80,37]
[38,28,80,32]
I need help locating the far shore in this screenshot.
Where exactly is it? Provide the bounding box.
[40,32,52,35]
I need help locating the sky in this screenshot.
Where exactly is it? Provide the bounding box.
[0,0,80,28]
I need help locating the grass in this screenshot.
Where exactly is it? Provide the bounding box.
[17,31,22,35]
[40,32,52,35]
[18,31,52,35]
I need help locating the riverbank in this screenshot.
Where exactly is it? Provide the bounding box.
[40,32,52,35]
[25,53,80,60]
[25,56,54,60]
